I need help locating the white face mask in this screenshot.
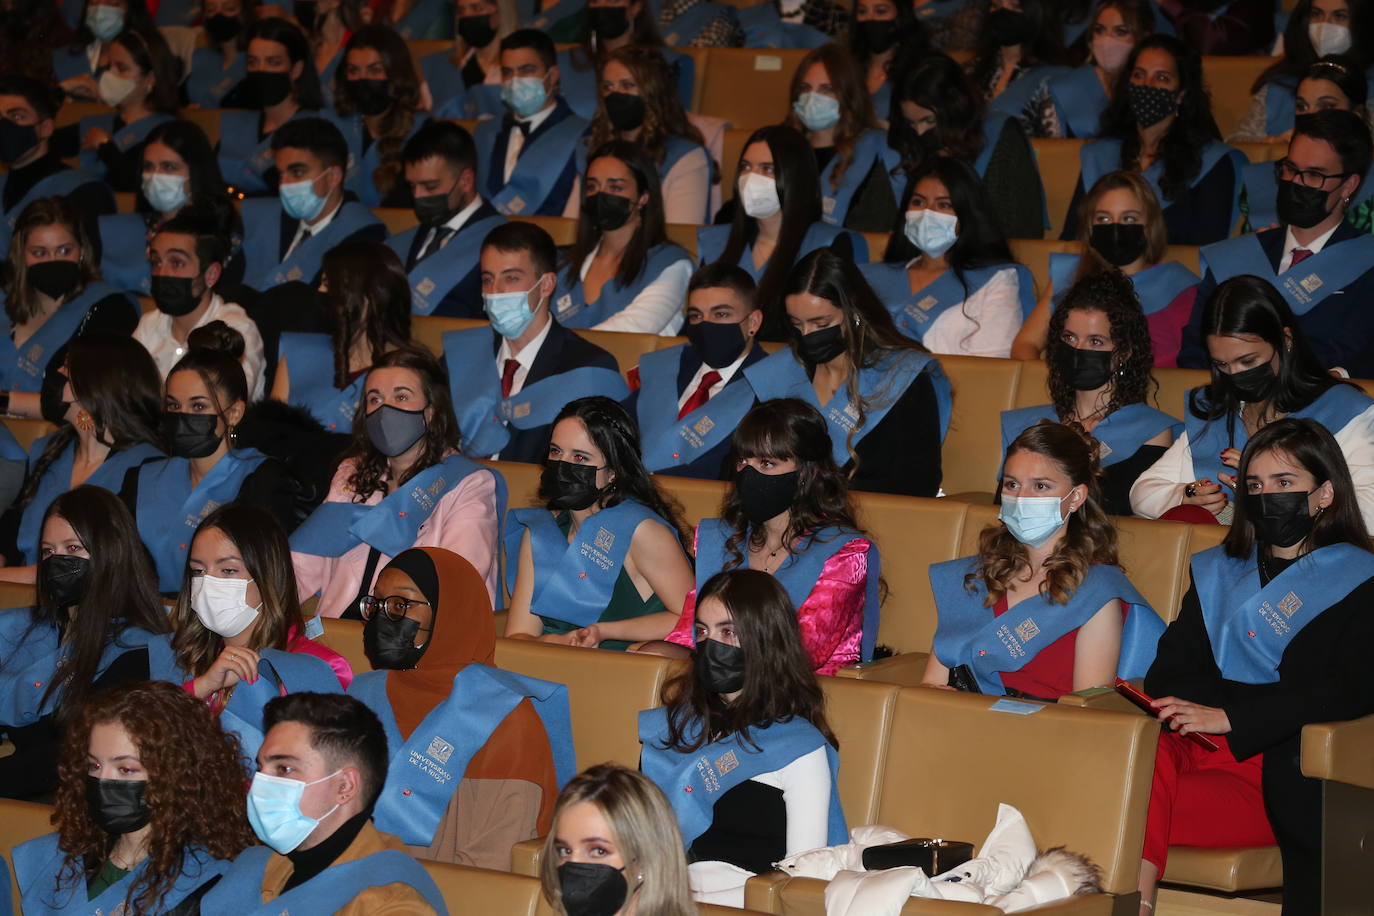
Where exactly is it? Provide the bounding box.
[1309,21,1352,57]
[739,172,781,219]
[1091,34,1133,75]
[191,573,262,638]
[98,70,140,107]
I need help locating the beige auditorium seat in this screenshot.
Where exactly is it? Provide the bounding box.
[696,48,808,132]
[1203,56,1280,139]
[1031,138,1083,241]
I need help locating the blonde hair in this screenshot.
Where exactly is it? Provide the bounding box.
[540,764,694,916]
[1072,170,1168,286]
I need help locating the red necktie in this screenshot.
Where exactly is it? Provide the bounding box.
[500,359,520,398]
[678,371,721,420]
[1290,248,1313,269]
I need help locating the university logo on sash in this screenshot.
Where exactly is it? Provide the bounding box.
[693,416,714,437]
[1014,618,1040,642]
[426,736,455,764]
[593,527,615,552]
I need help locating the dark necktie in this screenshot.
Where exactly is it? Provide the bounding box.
[678,371,721,420]
[1289,248,1313,269]
[419,226,452,262]
[501,358,520,398]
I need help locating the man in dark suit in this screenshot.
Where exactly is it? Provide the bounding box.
[626,263,767,479]
[1178,109,1374,377]
[443,221,622,463]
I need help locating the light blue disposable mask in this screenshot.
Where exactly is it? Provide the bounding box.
[86,4,126,40]
[502,76,548,118]
[793,91,841,132]
[484,278,544,338]
[904,207,959,258]
[999,494,1070,548]
[279,175,328,221]
[246,769,341,853]
[142,172,188,214]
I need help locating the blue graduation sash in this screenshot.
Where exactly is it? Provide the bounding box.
[638,706,846,848]
[665,0,741,46]
[15,834,229,916]
[1048,252,1197,315]
[0,281,137,392]
[50,45,90,82]
[18,438,164,564]
[986,66,1069,123]
[220,649,343,763]
[201,845,446,916]
[695,517,882,661]
[871,81,892,124]
[737,2,828,49]
[385,212,506,315]
[1184,382,1372,484]
[290,454,508,562]
[186,47,247,108]
[96,212,152,296]
[333,113,431,207]
[503,501,669,629]
[241,199,382,290]
[913,0,965,22]
[0,169,96,252]
[441,327,630,458]
[1241,158,1374,232]
[473,109,588,216]
[1000,402,1180,472]
[743,347,951,466]
[135,450,269,592]
[433,80,505,121]
[1263,77,1299,137]
[1193,543,1374,684]
[528,0,580,29]
[929,557,1164,695]
[1080,138,1245,228]
[0,620,160,727]
[1046,65,1108,140]
[820,129,892,226]
[349,664,576,845]
[278,331,363,432]
[393,0,450,38]
[553,243,692,329]
[557,47,600,121]
[1200,231,1374,316]
[697,222,867,283]
[76,112,175,176]
[636,345,756,472]
[217,108,322,195]
[859,261,1035,344]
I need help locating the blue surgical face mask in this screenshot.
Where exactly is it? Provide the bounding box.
[793,91,841,132]
[502,75,549,118]
[142,172,188,214]
[904,207,959,258]
[86,4,125,40]
[999,494,1071,548]
[484,278,544,338]
[279,173,328,221]
[246,769,341,853]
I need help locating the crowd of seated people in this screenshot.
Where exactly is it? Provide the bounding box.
[3,1,1374,913]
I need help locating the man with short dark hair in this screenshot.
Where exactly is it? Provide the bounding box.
[204,693,444,915]
[387,120,505,318]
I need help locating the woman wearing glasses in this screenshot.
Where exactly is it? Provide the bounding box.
[348,547,575,867]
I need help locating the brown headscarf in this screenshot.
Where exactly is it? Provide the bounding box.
[382,547,560,832]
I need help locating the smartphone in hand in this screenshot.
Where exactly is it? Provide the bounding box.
[1114,678,1218,751]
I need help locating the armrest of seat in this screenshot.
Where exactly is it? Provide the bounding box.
[1057,687,1139,715]
[1301,713,1374,790]
[743,870,790,912]
[510,836,544,876]
[836,651,930,685]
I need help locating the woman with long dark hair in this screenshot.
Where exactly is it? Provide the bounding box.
[1061,34,1246,246]
[1033,0,1154,138]
[52,0,156,98]
[0,486,172,799]
[744,248,949,496]
[186,0,257,108]
[849,0,931,121]
[557,0,696,120]
[924,420,1164,700]
[12,681,254,911]
[639,569,847,907]
[270,239,411,431]
[1132,275,1374,527]
[862,156,1033,355]
[504,396,694,649]
[1001,270,1179,516]
[553,141,693,335]
[1139,417,1374,916]
[291,346,506,616]
[966,0,1068,122]
[698,125,865,334]
[218,17,326,196]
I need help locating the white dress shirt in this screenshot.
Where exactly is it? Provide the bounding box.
[133,292,268,400]
[503,102,557,184]
[576,242,692,336]
[676,342,750,413]
[1278,222,1339,274]
[284,196,343,259]
[495,312,555,398]
[416,194,485,261]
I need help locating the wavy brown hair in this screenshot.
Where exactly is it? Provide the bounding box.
[1071,170,1167,286]
[320,240,412,389]
[973,420,1119,605]
[1046,268,1156,421]
[3,196,101,324]
[332,25,423,200]
[785,43,877,193]
[587,45,704,168]
[52,681,255,913]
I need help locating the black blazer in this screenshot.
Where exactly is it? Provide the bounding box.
[845,370,943,497]
[403,199,503,319]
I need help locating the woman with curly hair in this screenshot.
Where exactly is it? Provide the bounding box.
[504,396,694,649]
[923,420,1165,700]
[1060,34,1246,246]
[13,681,255,914]
[291,347,506,616]
[1001,271,1179,516]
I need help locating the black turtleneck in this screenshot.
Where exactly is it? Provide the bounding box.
[282,808,371,891]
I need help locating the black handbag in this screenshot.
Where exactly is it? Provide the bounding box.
[862,838,976,874]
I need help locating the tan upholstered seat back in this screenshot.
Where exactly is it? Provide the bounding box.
[819,677,900,825]
[423,861,541,916]
[480,459,546,511]
[938,356,1024,497]
[696,49,808,132]
[656,475,728,535]
[317,616,369,675]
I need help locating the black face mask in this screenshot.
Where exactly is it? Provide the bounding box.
[1276,179,1333,230]
[1089,222,1147,267]
[162,411,222,459]
[541,460,603,511]
[795,324,847,366]
[1221,362,1276,402]
[696,636,746,694]
[0,118,39,164]
[204,13,241,42]
[915,126,941,153]
[41,370,70,425]
[685,319,748,369]
[985,7,1034,46]
[347,78,392,116]
[603,91,645,132]
[27,260,81,300]
[583,192,633,232]
[587,5,630,40]
[85,777,151,835]
[413,191,459,228]
[293,0,317,27]
[242,71,293,108]
[363,612,429,670]
[735,465,798,526]
[1058,346,1114,391]
[857,18,898,54]
[1246,490,1317,549]
[365,404,428,457]
[457,13,497,46]
[1127,82,1178,129]
[558,861,630,916]
[151,274,202,317]
[40,554,90,609]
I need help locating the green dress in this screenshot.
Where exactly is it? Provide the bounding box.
[87,860,130,900]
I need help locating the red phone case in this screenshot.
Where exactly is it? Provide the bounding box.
[1114,678,1219,751]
